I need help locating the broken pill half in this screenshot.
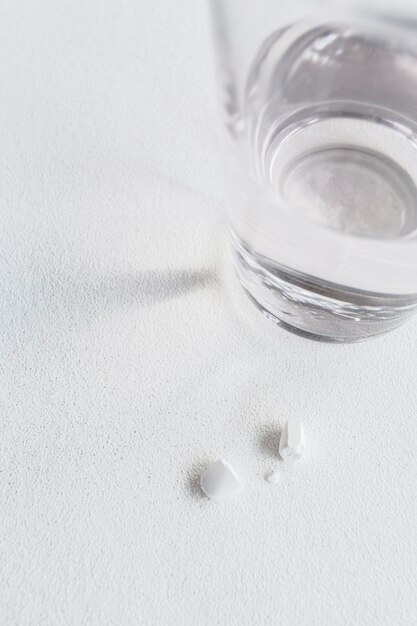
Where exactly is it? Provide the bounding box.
[279,418,305,461]
[200,459,243,499]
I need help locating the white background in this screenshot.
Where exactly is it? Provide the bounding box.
[0,1,416,624]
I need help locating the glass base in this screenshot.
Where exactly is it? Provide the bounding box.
[232,235,417,343]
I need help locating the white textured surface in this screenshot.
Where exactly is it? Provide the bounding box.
[1,1,417,625]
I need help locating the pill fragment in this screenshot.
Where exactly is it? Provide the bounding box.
[200,459,242,499]
[279,418,305,461]
[266,468,280,485]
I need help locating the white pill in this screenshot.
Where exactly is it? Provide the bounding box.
[200,459,243,499]
[279,418,305,461]
[266,468,280,485]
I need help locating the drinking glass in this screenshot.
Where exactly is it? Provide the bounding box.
[209,0,417,341]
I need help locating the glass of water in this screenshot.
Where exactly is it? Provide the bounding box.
[210,0,417,341]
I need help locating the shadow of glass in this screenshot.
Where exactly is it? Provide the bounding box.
[93,269,215,309]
